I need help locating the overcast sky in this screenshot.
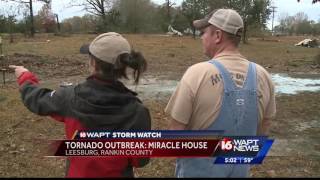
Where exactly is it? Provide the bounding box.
[269,0,320,28]
[0,0,319,30]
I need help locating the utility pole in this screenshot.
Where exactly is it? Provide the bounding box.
[166,0,176,21]
[167,0,171,20]
[55,14,60,33]
[29,0,35,37]
[0,36,2,55]
[0,36,6,85]
[270,6,277,36]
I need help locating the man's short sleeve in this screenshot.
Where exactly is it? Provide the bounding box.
[165,78,194,125]
[264,73,276,119]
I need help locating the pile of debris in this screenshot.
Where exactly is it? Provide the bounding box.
[167,25,183,37]
[184,28,201,36]
[295,39,319,48]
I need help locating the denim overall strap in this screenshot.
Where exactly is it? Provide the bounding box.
[209,60,237,92]
[175,60,259,178]
[243,62,257,91]
[207,60,258,136]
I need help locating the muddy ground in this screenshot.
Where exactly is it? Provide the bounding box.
[0,34,319,177]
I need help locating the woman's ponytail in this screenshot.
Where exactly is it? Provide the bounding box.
[119,50,147,84]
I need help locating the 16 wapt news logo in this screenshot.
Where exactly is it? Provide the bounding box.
[221,138,260,152]
[215,137,273,164]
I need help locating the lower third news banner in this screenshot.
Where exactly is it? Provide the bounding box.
[48,131,274,165]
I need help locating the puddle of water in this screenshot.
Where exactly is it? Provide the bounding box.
[4,73,319,97]
[126,78,177,92]
[124,73,320,98]
[124,77,178,100]
[272,74,320,95]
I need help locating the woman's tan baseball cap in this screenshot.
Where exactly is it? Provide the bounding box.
[193,9,244,36]
[80,32,131,64]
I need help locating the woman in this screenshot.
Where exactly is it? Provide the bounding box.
[9,32,151,178]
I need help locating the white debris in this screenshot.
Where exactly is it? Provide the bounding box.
[184,28,201,36]
[295,39,319,48]
[168,25,183,37]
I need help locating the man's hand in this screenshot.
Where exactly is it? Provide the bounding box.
[9,65,29,78]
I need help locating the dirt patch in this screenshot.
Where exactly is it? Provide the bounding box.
[0,87,65,177]
[2,53,88,79]
[270,92,320,139]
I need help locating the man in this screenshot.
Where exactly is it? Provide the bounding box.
[9,32,151,178]
[165,9,276,177]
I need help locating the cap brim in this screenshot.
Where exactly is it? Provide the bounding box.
[80,44,90,54]
[193,19,210,30]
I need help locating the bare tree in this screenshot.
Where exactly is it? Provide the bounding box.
[1,0,51,37]
[181,0,211,39]
[69,0,115,31]
[38,0,56,33]
[166,0,176,20]
[1,4,18,42]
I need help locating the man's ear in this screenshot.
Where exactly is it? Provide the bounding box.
[214,30,223,44]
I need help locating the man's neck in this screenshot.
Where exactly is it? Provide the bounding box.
[212,45,240,58]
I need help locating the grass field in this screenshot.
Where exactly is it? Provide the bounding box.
[0,33,319,177]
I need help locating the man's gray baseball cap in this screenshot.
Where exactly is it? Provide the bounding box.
[193,9,244,36]
[80,32,131,64]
